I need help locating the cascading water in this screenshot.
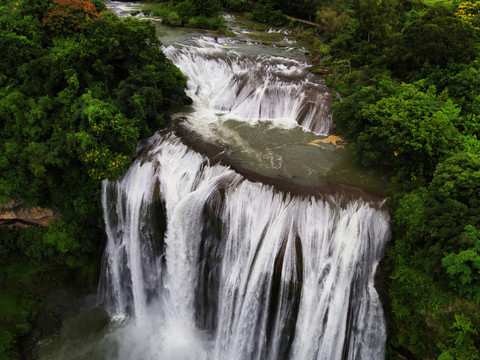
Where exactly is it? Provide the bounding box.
[163,36,333,135]
[96,30,390,360]
[39,10,390,359]
[97,134,389,360]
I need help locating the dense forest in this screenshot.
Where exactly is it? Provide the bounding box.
[1,0,479,359]
[0,0,190,357]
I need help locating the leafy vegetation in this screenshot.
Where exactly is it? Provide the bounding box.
[141,0,229,30]
[0,0,189,356]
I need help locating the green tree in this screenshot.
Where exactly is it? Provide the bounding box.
[352,0,404,45]
[403,3,478,68]
[333,78,461,180]
[192,0,222,17]
[69,92,139,180]
[439,314,480,360]
[442,225,480,302]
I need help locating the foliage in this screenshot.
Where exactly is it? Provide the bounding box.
[0,0,189,240]
[456,0,480,31]
[70,92,140,180]
[333,78,461,181]
[165,10,183,26]
[438,314,480,360]
[315,7,352,36]
[252,1,285,25]
[352,0,406,45]
[419,62,480,136]
[383,148,480,358]
[0,0,189,355]
[269,0,320,20]
[442,227,480,302]
[42,0,105,33]
[190,0,222,17]
[142,0,226,29]
[402,3,478,69]
[222,0,250,12]
[186,15,225,29]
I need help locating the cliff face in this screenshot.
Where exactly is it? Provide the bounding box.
[0,200,59,229]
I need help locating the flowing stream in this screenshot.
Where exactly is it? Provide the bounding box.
[39,4,390,360]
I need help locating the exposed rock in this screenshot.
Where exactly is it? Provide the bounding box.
[308,135,346,149]
[0,200,59,229]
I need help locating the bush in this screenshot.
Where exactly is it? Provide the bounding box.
[223,0,250,12]
[252,2,284,26]
[164,10,182,26]
[187,15,224,29]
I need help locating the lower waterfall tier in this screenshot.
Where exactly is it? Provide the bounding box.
[96,132,390,360]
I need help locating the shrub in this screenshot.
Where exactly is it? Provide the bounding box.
[165,11,182,26]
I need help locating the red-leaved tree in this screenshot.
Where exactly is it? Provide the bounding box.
[42,0,105,33]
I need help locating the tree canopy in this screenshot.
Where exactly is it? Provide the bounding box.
[0,0,189,356]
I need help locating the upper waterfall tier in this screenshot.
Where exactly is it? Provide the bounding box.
[163,36,333,136]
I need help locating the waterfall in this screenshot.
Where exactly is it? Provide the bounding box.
[163,36,333,135]
[98,133,390,360]
[73,19,394,359]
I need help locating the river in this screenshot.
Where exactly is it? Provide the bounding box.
[38,3,390,359]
